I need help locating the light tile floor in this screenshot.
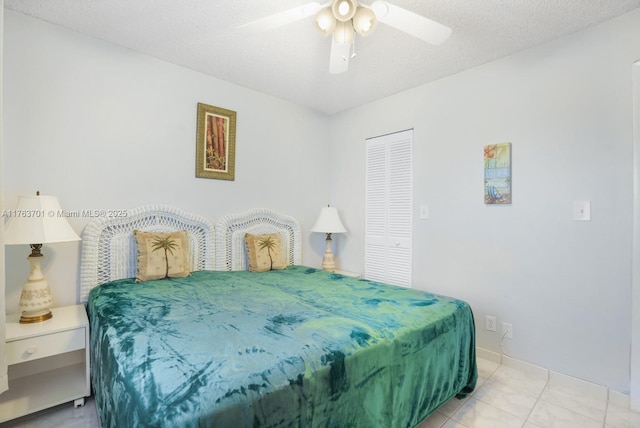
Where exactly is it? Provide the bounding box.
[2,397,100,428]
[3,358,640,428]
[419,358,640,428]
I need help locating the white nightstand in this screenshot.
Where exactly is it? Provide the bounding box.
[333,270,362,279]
[0,304,91,423]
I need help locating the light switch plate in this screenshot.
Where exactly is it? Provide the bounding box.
[573,200,591,221]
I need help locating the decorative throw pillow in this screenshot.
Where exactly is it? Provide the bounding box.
[134,230,191,282]
[244,233,287,272]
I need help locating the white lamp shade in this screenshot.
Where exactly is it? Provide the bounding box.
[311,207,347,234]
[313,7,337,36]
[332,0,358,22]
[4,195,81,245]
[352,5,377,36]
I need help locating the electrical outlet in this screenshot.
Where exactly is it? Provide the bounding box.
[485,315,496,332]
[502,322,513,339]
[572,200,591,221]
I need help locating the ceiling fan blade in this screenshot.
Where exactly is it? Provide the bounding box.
[329,40,351,74]
[371,1,451,45]
[239,2,322,32]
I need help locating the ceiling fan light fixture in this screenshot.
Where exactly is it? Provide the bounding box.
[313,7,337,35]
[333,20,355,44]
[331,0,358,22]
[352,5,377,36]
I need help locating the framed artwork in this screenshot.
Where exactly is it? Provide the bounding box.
[484,142,512,204]
[196,103,237,180]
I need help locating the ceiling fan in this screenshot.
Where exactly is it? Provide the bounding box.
[240,0,452,74]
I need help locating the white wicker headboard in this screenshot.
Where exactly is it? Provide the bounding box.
[80,205,215,302]
[215,208,302,271]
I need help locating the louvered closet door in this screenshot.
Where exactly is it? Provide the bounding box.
[365,129,413,287]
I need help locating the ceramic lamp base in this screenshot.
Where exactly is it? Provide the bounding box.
[18,251,54,324]
[321,234,337,272]
[20,310,53,324]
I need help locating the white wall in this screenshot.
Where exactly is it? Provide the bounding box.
[632,60,640,410]
[2,10,331,311]
[0,0,9,396]
[330,9,640,393]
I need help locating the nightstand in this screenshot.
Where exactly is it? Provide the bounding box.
[333,270,362,279]
[0,304,91,423]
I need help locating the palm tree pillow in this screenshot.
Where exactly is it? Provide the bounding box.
[133,230,191,282]
[244,233,287,272]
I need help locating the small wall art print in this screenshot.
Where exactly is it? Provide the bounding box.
[196,102,237,181]
[484,142,512,204]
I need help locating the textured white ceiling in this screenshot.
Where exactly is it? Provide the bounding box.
[6,0,640,114]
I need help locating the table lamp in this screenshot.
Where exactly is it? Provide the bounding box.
[311,206,347,271]
[3,192,81,323]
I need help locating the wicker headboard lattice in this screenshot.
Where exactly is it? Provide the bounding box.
[80,205,302,302]
[215,208,302,271]
[79,205,215,303]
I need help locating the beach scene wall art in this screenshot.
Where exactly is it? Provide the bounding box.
[484,142,512,205]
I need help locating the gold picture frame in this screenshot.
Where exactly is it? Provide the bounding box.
[196,102,237,180]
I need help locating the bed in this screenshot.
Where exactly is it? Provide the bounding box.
[81,205,477,428]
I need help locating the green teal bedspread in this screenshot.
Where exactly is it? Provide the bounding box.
[87,266,476,428]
